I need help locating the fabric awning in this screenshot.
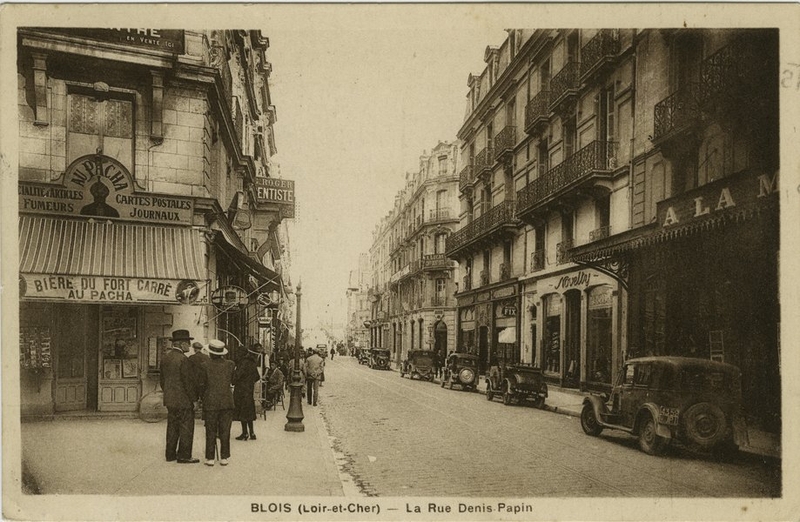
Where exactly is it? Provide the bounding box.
[213,232,280,291]
[498,327,516,344]
[19,215,205,280]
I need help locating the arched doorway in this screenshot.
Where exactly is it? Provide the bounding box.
[433,320,447,357]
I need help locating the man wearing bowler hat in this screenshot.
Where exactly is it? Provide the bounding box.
[160,329,199,463]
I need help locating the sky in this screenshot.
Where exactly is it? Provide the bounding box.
[266,17,507,332]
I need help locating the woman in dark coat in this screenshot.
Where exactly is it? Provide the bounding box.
[233,344,261,440]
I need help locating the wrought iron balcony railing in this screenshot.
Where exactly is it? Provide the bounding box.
[556,239,574,265]
[589,225,611,242]
[530,250,545,272]
[494,126,517,161]
[445,201,517,255]
[699,38,760,104]
[653,83,701,143]
[525,91,551,135]
[429,208,453,222]
[549,61,581,111]
[474,145,494,174]
[580,29,620,81]
[459,165,474,192]
[517,141,618,216]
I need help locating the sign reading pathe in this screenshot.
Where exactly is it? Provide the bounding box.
[254,177,295,218]
[19,154,193,224]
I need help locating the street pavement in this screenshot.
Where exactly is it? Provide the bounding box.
[16,355,781,501]
[319,356,781,497]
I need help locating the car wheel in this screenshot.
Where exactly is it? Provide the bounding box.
[683,402,727,450]
[533,395,545,409]
[503,391,512,405]
[580,403,603,436]
[486,388,494,401]
[449,380,454,390]
[638,414,667,455]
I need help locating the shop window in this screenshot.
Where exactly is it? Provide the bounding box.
[543,294,561,374]
[100,307,139,380]
[587,285,613,385]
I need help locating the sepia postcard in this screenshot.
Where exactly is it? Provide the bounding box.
[1,3,799,521]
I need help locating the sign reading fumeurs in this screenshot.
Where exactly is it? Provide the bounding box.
[254,177,295,218]
[19,154,193,225]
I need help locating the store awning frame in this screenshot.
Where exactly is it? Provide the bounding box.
[213,231,280,292]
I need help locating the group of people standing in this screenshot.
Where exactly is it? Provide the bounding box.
[160,329,284,467]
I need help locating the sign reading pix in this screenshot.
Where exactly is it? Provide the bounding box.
[254,177,295,218]
[19,274,206,305]
[19,154,193,225]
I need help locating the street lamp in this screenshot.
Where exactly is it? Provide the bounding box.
[285,282,304,432]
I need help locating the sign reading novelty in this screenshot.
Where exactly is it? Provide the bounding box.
[19,274,206,305]
[19,154,193,224]
[254,177,295,218]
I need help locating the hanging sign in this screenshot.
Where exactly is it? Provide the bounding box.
[254,177,295,218]
[211,285,249,312]
[19,154,193,225]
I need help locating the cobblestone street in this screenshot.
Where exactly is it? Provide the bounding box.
[319,357,780,498]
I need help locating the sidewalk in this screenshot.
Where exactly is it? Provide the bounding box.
[20,398,350,496]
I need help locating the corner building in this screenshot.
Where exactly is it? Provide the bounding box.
[17,29,291,416]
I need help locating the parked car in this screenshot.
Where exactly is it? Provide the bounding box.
[401,350,435,381]
[316,344,328,358]
[441,353,479,391]
[357,349,369,364]
[486,363,548,408]
[580,356,749,456]
[368,348,391,370]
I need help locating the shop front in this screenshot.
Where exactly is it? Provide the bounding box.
[18,154,209,416]
[526,268,623,391]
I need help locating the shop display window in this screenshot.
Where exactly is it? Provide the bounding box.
[100,307,138,380]
[587,285,613,385]
[543,295,561,374]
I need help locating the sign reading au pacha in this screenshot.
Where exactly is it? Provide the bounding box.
[254,177,295,218]
[19,154,193,225]
[51,28,184,54]
[19,274,206,305]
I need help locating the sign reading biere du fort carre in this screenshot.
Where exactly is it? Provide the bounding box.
[19,154,194,225]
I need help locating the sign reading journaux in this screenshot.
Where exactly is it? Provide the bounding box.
[254,177,295,218]
[19,154,193,225]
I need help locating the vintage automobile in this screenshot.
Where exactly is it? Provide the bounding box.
[441,353,479,391]
[486,363,548,408]
[400,350,435,381]
[580,356,749,456]
[368,348,392,370]
[357,349,370,365]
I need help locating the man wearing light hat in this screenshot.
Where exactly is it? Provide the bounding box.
[160,329,199,464]
[199,339,235,466]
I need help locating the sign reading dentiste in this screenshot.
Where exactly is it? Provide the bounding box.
[19,274,206,305]
[19,154,194,225]
[254,177,295,218]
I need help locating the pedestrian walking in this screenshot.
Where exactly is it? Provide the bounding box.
[160,329,199,464]
[233,344,261,441]
[201,340,235,466]
[303,347,325,406]
[330,347,336,360]
[433,350,442,379]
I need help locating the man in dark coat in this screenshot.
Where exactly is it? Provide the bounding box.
[201,339,235,466]
[187,341,209,401]
[160,329,199,463]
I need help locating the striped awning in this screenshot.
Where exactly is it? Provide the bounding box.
[19,215,205,280]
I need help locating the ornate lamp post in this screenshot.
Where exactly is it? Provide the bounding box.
[285,282,304,432]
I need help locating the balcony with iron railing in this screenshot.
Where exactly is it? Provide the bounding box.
[580,29,621,81]
[530,250,545,272]
[517,141,619,219]
[524,91,551,135]
[445,201,518,257]
[699,37,762,105]
[428,208,454,223]
[474,145,494,177]
[549,61,581,112]
[459,165,474,192]
[494,126,517,162]
[652,82,701,145]
[589,225,611,242]
[556,239,574,264]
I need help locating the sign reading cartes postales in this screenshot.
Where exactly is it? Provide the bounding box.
[19,154,193,225]
[254,177,295,218]
[49,28,185,54]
